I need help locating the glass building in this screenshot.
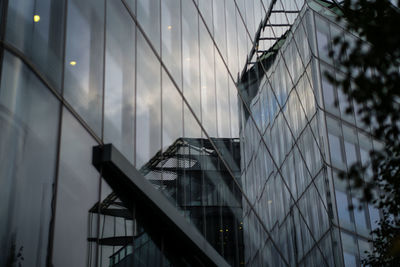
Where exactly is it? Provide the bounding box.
[0,0,380,266]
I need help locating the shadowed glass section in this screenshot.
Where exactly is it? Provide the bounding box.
[139,135,244,266]
[5,0,65,89]
[0,52,60,267]
[52,109,99,267]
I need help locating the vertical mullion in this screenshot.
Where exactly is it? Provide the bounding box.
[46,0,68,265]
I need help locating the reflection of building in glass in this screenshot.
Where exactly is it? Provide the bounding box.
[89,138,243,266]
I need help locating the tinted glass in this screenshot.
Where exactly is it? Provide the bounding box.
[52,109,99,266]
[64,0,104,135]
[0,52,60,267]
[104,0,135,162]
[6,0,65,89]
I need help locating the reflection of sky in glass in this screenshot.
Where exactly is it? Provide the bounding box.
[104,0,135,162]
[64,0,104,135]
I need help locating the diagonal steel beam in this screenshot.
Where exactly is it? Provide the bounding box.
[92,144,230,267]
[240,0,278,80]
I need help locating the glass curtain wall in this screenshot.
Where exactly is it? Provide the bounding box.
[312,4,381,266]
[238,1,381,266]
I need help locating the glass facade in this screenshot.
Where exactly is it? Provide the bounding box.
[238,1,380,266]
[0,0,380,266]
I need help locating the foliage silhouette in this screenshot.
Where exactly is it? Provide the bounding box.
[328,0,400,265]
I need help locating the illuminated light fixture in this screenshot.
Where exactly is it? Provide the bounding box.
[239,226,242,230]
[240,222,243,225]
[33,15,40,22]
[219,229,223,232]
[268,200,273,204]
[225,229,228,232]
[69,61,77,66]
[167,25,172,30]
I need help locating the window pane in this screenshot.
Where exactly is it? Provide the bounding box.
[368,204,380,230]
[215,54,230,137]
[338,85,355,123]
[315,15,331,63]
[226,0,239,76]
[162,70,183,153]
[6,0,65,89]
[136,31,161,168]
[199,21,217,137]
[329,133,344,166]
[213,0,227,59]
[64,0,104,136]
[352,198,367,230]
[137,0,160,53]
[0,52,60,267]
[97,181,133,266]
[358,133,373,179]
[358,238,371,260]
[344,141,358,167]
[343,252,357,267]
[52,109,99,267]
[104,0,135,163]
[182,0,201,118]
[125,0,136,14]
[198,0,213,35]
[161,0,181,86]
[335,190,351,223]
[321,66,336,111]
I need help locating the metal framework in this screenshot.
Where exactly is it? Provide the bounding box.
[92,144,230,267]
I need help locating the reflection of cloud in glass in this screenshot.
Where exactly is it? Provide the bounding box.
[63,0,104,134]
[136,31,161,168]
[103,4,135,164]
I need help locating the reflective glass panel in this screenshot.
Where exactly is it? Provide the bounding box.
[136,31,161,168]
[199,21,217,137]
[137,0,160,53]
[6,0,65,89]
[104,0,135,162]
[64,0,104,135]
[0,52,59,267]
[52,109,99,267]
[161,0,181,86]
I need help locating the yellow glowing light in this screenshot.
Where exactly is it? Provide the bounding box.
[69,61,77,66]
[219,229,223,232]
[34,15,40,22]
[225,229,228,232]
[167,25,172,30]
